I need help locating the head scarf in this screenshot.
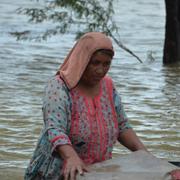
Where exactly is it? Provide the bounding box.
[58,32,114,89]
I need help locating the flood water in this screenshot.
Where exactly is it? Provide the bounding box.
[0,0,179,178]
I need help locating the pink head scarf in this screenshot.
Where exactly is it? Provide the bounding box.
[58,32,114,89]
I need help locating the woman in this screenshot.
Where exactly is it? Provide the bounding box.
[25,32,146,180]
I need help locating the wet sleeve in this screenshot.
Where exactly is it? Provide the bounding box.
[42,77,72,154]
[113,87,132,137]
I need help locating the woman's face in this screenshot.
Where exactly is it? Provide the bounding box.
[80,51,112,86]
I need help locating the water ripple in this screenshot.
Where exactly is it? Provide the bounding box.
[0,0,179,174]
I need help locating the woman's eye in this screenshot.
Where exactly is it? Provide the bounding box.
[91,60,100,65]
[90,60,111,67]
[104,62,111,66]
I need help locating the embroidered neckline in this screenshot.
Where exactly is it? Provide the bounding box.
[72,79,103,100]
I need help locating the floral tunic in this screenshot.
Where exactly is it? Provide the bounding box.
[25,75,131,180]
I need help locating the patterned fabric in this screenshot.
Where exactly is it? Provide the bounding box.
[24,75,131,180]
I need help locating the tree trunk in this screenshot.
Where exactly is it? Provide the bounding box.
[163,0,180,64]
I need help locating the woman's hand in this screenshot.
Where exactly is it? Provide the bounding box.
[58,144,88,180]
[63,155,88,180]
[170,169,180,180]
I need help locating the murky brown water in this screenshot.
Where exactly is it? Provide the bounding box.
[0,0,179,178]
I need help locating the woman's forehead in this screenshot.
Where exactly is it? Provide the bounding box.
[92,49,114,58]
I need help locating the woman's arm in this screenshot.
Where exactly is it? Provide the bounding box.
[118,128,147,151]
[43,77,72,153]
[112,86,147,152]
[44,77,88,179]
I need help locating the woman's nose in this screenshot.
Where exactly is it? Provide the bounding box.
[95,65,106,75]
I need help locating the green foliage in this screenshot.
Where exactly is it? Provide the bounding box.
[12,0,142,62]
[15,0,118,40]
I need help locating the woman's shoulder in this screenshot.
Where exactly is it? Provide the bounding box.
[47,75,68,88]
[45,75,70,96]
[43,76,72,106]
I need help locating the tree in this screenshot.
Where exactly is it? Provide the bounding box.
[12,0,143,63]
[163,0,180,64]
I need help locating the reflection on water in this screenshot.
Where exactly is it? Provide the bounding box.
[162,65,180,108]
[0,0,179,176]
